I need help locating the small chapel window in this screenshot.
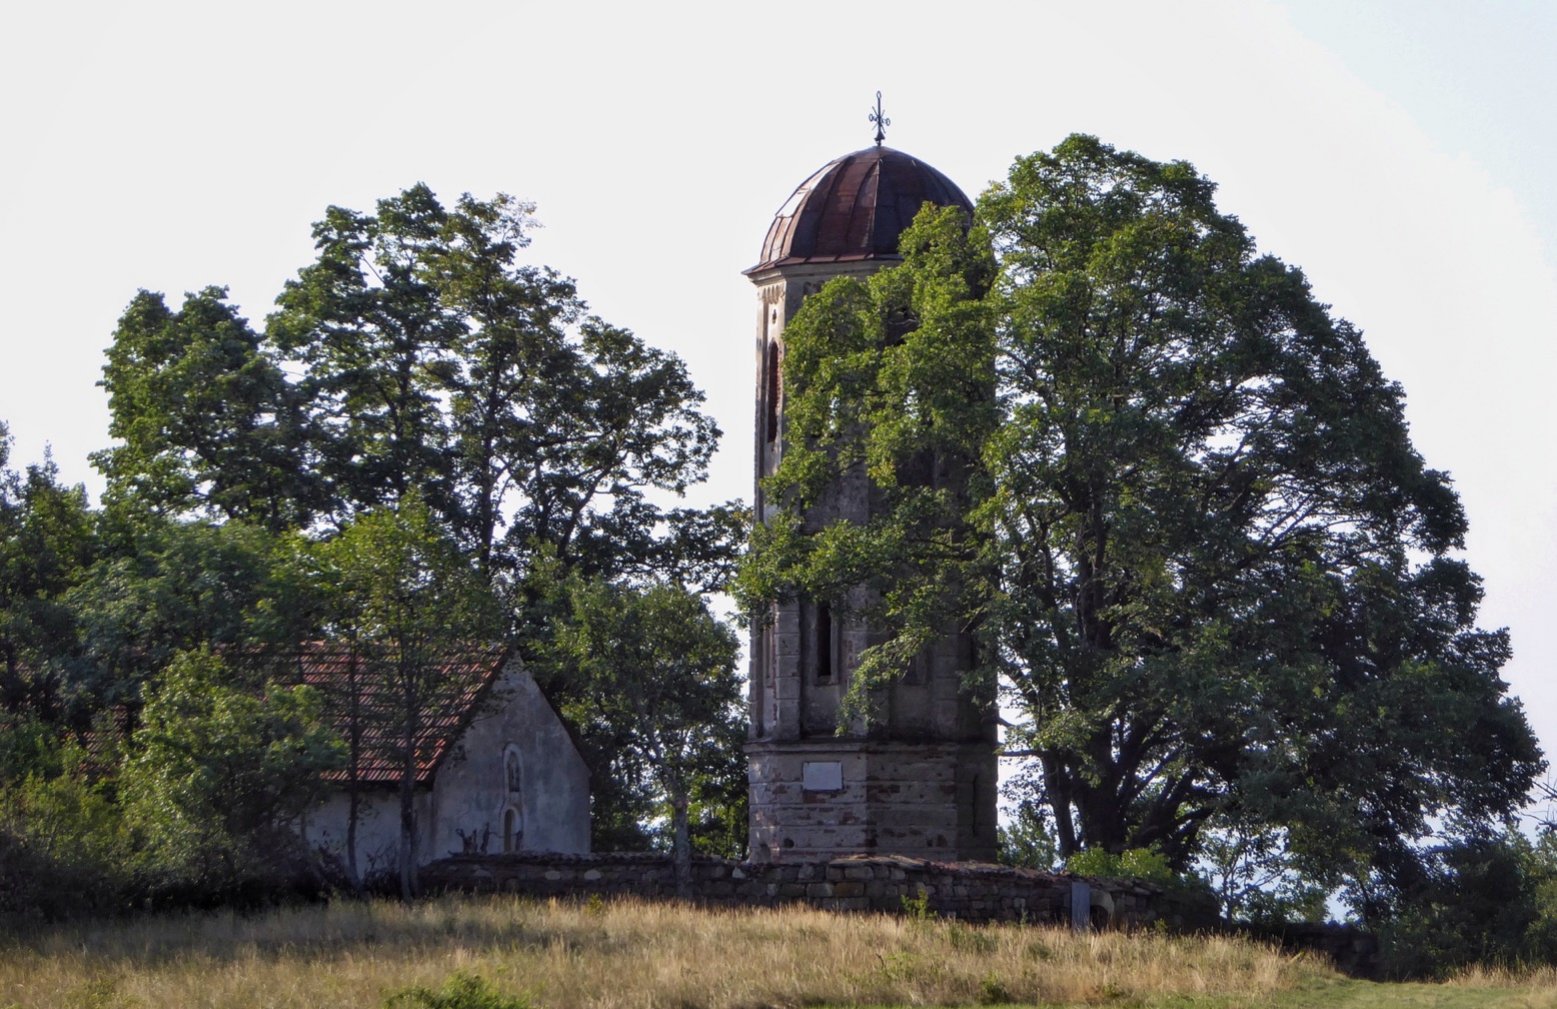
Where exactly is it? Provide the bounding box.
[505,748,523,797]
[502,745,524,852]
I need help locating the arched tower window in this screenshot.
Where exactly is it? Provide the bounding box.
[815,603,834,684]
[765,339,781,443]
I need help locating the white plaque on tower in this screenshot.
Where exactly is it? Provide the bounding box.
[802,761,843,792]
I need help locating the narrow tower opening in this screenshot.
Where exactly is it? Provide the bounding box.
[765,340,781,443]
[816,603,833,683]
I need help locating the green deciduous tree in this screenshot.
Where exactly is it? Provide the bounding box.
[120,647,343,899]
[94,187,740,605]
[1,425,96,721]
[981,137,1540,899]
[1378,830,1557,976]
[312,494,502,900]
[548,579,743,892]
[267,185,736,601]
[64,517,310,722]
[741,134,1542,913]
[95,288,318,531]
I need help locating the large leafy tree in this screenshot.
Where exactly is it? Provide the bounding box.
[741,135,1542,910]
[267,185,737,599]
[95,287,318,531]
[0,425,97,721]
[96,186,739,604]
[312,494,502,900]
[548,579,743,889]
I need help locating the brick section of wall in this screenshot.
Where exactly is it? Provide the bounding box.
[421,852,1219,930]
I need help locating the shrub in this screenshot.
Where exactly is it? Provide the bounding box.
[1377,831,1557,977]
[0,734,132,919]
[1064,846,1176,883]
[385,973,531,1009]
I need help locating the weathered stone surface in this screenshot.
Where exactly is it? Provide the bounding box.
[421,851,1221,936]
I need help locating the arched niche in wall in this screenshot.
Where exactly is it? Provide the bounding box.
[502,743,525,853]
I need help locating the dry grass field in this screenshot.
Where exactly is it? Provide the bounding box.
[1,896,1554,1009]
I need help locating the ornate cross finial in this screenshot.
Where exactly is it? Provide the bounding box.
[869,91,891,146]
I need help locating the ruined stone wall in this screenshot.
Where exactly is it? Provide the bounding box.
[422,852,1218,930]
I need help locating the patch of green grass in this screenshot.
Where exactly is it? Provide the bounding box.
[385,972,531,1009]
[865,980,1557,1009]
[1270,977,1557,1009]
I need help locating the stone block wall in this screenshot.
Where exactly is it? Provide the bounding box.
[747,742,997,862]
[421,852,1219,930]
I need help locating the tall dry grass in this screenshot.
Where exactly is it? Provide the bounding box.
[0,896,1327,1009]
[1447,962,1557,991]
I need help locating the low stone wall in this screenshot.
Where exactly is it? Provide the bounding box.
[1232,921,1381,979]
[422,851,1219,930]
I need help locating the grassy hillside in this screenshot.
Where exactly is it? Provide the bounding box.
[1,897,1554,1009]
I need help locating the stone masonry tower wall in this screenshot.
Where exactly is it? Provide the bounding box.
[744,146,997,863]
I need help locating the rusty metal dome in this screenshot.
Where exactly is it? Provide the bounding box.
[747,146,973,275]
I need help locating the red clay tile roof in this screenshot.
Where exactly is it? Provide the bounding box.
[75,706,135,775]
[748,146,974,275]
[284,641,510,787]
[7,643,513,787]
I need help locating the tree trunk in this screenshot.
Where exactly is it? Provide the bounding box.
[398,656,420,902]
[1043,751,1080,859]
[671,790,692,900]
[346,778,361,891]
[345,649,362,892]
[399,771,417,902]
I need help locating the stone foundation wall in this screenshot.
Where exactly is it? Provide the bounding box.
[422,852,1218,930]
[747,743,997,862]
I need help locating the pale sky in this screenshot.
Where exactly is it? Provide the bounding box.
[2,1,1553,805]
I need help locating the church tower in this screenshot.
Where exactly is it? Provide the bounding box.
[744,133,998,863]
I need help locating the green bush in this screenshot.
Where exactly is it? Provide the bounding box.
[0,733,132,919]
[385,973,532,1009]
[120,647,343,902]
[1064,846,1177,883]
